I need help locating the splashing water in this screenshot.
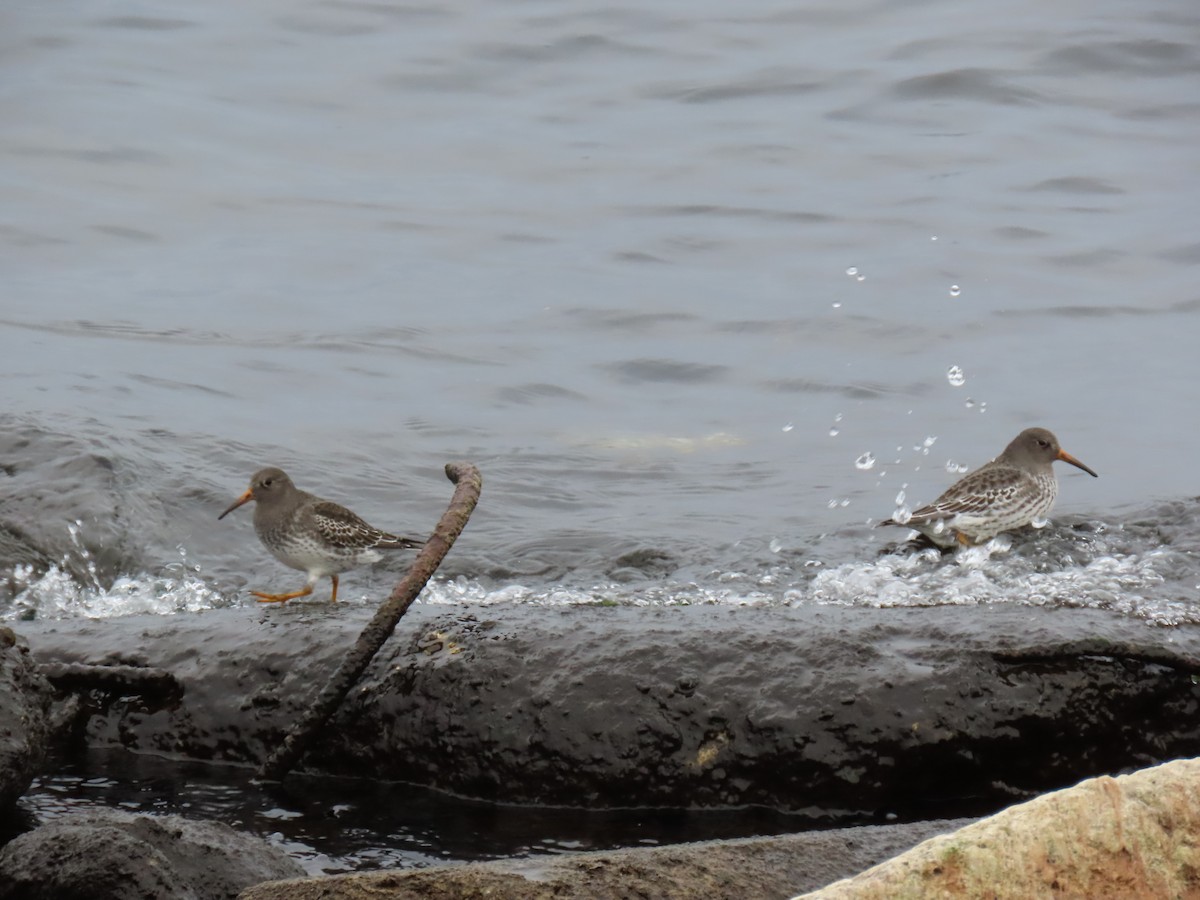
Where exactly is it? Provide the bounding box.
[6,545,224,622]
[947,366,966,387]
[64,520,102,593]
[855,452,876,471]
[6,526,1196,629]
[913,436,937,456]
[807,534,1189,625]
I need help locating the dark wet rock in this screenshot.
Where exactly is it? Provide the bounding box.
[16,603,1200,818]
[0,809,304,900]
[0,627,53,812]
[239,817,975,900]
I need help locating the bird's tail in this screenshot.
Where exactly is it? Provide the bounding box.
[375,534,424,550]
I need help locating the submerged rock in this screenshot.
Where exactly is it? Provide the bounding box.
[0,809,304,900]
[15,602,1200,818]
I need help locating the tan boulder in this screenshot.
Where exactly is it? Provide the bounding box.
[797,757,1200,900]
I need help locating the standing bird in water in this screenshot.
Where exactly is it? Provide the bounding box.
[218,467,423,603]
[879,427,1097,548]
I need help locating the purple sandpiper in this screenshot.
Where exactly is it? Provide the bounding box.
[219,467,423,602]
[880,427,1097,548]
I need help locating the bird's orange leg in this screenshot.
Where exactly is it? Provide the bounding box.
[251,585,314,604]
[329,575,339,603]
[955,531,973,547]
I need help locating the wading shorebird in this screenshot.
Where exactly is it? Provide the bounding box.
[219,467,423,602]
[879,427,1097,548]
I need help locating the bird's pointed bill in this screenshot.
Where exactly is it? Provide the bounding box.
[218,489,254,520]
[1057,450,1098,478]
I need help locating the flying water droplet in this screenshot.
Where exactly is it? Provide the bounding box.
[846,266,858,277]
[964,398,975,409]
[855,452,876,471]
[1031,516,1049,529]
[782,423,794,433]
[829,413,843,437]
[949,284,961,298]
[856,274,865,282]
[945,460,969,474]
[894,489,906,506]
[947,366,965,387]
[831,301,842,309]
[931,235,939,242]
[892,505,913,525]
[931,519,946,535]
[769,538,783,553]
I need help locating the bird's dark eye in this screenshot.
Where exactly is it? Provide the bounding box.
[1037,440,1050,448]
[263,478,273,487]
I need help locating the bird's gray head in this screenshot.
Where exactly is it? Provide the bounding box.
[1006,428,1097,477]
[218,467,296,519]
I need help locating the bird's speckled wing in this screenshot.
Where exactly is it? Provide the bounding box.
[309,501,392,550]
[905,464,1030,524]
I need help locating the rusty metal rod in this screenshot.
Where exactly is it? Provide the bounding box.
[259,461,482,780]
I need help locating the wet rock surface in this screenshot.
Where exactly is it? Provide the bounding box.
[16,602,1200,815]
[0,627,53,814]
[238,817,975,900]
[0,809,304,900]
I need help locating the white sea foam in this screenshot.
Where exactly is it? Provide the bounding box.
[4,527,1192,627]
[808,540,1186,625]
[4,547,224,622]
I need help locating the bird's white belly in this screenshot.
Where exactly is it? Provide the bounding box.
[270,540,382,577]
